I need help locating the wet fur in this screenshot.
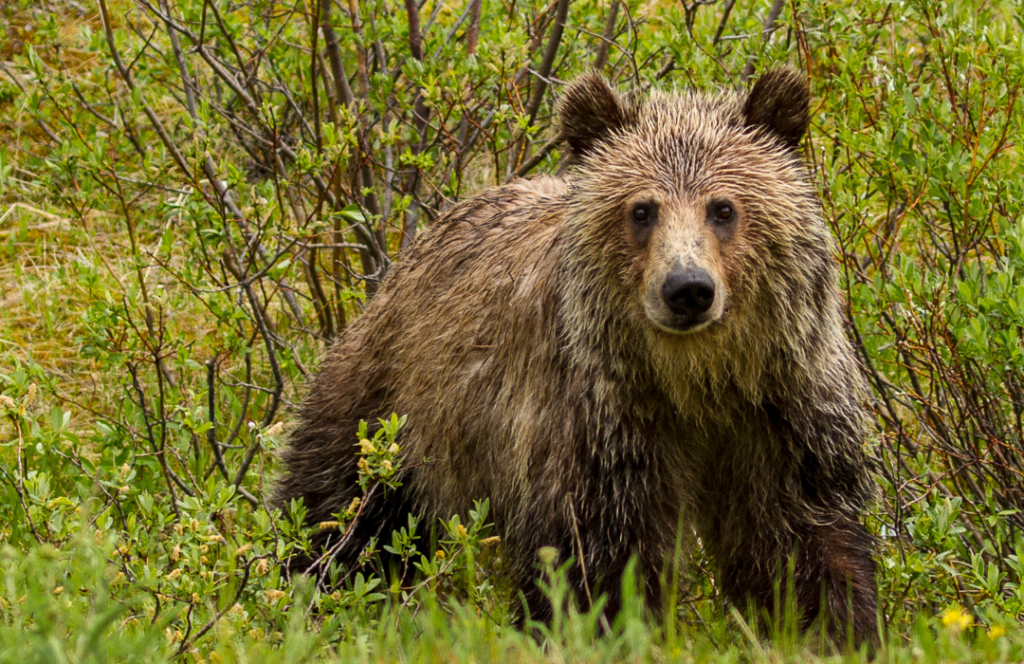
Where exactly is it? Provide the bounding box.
[274,68,877,643]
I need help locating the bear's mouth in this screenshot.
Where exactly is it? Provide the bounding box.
[642,301,723,335]
[654,315,717,335]
[674,317,715,334]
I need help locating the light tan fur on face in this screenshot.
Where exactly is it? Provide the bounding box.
[639,193,731,334]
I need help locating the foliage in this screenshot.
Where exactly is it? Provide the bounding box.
[805,0,1024,625]
[0,0,1022,659]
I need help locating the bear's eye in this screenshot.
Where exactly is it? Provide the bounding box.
[709,200,736,225]
[631,203,655,226]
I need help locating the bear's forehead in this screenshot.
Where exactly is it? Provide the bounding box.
[573,102,806,203]
[643,92,742,123]
[633,94,756,155]
[595,131,790,194]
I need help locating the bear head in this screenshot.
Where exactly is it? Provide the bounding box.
[557,67,831,348]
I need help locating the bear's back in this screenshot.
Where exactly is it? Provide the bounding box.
[295,175,573,520]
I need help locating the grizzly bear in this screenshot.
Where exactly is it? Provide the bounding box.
[274,67,877,643]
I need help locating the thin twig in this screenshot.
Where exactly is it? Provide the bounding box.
[712,0,736,47]
[222,252,283,489]
[522,0,572,127]
[510,0,572,177]
[740,0,786,81]
[10,416,44,543]
[511,135,563,181]
[175,556,265,657]
[593,1,619,71]
[206,359,230,483]
[401,0,432,250]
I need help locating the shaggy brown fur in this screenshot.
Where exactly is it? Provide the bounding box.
[274,67,877,644]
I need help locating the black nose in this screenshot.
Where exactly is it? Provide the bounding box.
[662,269,715,317]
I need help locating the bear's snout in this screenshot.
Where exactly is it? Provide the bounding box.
[661,267,715,321]
[643,248,727,335]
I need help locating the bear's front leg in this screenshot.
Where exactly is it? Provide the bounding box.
[714,512,877,647]
[792,514,877,645]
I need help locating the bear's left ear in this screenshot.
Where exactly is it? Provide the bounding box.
[742,67,810,148]
[557,73,635,161]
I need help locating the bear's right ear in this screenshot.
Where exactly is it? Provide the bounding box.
[557,73,633,160]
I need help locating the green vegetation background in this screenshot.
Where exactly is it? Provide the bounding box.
[0,0,1022,660]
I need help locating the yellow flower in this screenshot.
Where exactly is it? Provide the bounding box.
[988,625,1006,639]
[537,547,559,566]
[940,605,973,631]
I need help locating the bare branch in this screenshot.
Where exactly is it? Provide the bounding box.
[510,135,563,181]
[712,0,737,47]
[740,0,786,81]
[522,0,572,127]
[593,0,619,72]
